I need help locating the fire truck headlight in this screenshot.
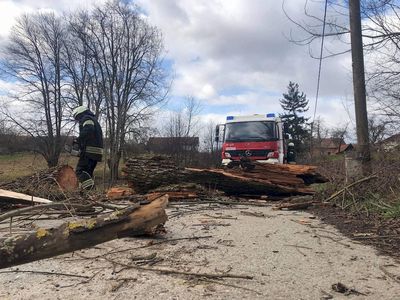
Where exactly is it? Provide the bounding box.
[224,152,231,158]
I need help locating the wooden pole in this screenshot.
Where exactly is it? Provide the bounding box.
[349,0,371,175]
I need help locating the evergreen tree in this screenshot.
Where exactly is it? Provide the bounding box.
[280,82,310,153]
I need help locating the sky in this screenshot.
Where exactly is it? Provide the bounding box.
[0,0,357,130]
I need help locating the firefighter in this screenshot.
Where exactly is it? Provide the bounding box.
[72,106,104,190]
[286,142,296,164]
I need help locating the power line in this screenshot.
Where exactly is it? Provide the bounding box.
[313,0,328,122]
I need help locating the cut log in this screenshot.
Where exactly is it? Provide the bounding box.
[106,186,135,200]
[0,189,52,205]
[0,165,78,200]
[0,194,169,269]
[122,156,328,198]
[54,165,79,191]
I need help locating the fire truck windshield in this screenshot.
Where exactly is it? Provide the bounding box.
[224,121,276,142]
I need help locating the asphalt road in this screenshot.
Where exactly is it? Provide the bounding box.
[1,203,399,299]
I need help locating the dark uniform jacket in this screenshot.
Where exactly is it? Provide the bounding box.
[77,112,104,161]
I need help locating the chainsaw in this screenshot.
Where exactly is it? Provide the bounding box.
[64,137,80,157]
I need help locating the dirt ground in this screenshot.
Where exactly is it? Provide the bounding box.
[1,202,400,300]
[311,204,400,259]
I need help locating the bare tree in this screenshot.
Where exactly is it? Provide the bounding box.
[364,3,400,123]
[63,11,104,117]
[330,124,349,153]
[368,116,391,145]
[285,1,400,122]
[0,13,68,167]
[283,1,398,57]
[70,1,169,181]
[202,120,217,154]
[162,96,201,166]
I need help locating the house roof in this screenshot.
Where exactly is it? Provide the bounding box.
[381,133,400,144]
[336,143,353,154]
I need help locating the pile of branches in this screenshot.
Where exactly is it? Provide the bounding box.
[0,165,78,201]
[314,152,400,213]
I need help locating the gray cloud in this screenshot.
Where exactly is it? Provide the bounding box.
[139,0,353,108]
[1,0,356,127]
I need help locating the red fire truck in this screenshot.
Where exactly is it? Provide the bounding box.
[216,113,288,166]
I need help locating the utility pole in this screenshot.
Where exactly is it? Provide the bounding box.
[349,0,371,175]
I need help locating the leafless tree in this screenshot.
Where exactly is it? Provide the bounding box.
[283,0,397,57]
[63,11,104,117]
[0,13,68,167]
[284,0,400,125]
[162,96,201,166]
[368,116,391,145]
[164,97,201,138]
[330,124,349,153]
[69,1,169,181]
[202,120,217,154]
[364,2,400,123]
[311,117,328,152]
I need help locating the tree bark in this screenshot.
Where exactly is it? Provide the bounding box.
[0,195,168,269]
[122,156,328,197]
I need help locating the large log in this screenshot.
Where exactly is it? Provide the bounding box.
[122,156,328,197]
[0,195,168,269]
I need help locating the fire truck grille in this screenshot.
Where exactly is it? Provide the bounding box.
[226,149,271,157]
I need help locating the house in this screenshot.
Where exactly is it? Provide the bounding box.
[379,133,400,151]
[337,143,354,154]
[147,137,199,155]
[312,138,350,156]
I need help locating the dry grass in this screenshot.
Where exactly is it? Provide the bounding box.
[0,152,107,185]
[314,151,400,217]
[0,152,48,183]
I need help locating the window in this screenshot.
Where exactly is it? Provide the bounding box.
[224,121,276,142]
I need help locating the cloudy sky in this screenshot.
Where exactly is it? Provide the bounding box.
[0,0,356,129]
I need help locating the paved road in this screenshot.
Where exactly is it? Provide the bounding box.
[1,203,399,299]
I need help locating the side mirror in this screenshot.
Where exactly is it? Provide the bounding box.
[284,133,290,140]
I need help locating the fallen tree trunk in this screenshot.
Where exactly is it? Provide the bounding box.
[122,156,327,197]
[0,195,168,269]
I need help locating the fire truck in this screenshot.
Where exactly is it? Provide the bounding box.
[216,113,290,166]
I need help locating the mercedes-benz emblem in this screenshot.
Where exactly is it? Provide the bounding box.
[245,150,252,157]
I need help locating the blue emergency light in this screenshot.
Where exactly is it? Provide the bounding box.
[266,113,275,118]
[226,116,234,120]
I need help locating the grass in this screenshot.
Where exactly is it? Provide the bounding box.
[383,203,400,218]
[0,152,107,185]
[315,182,400,218]
[0,152,48,182]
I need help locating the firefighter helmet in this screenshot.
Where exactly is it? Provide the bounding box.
[72,106,89,120]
